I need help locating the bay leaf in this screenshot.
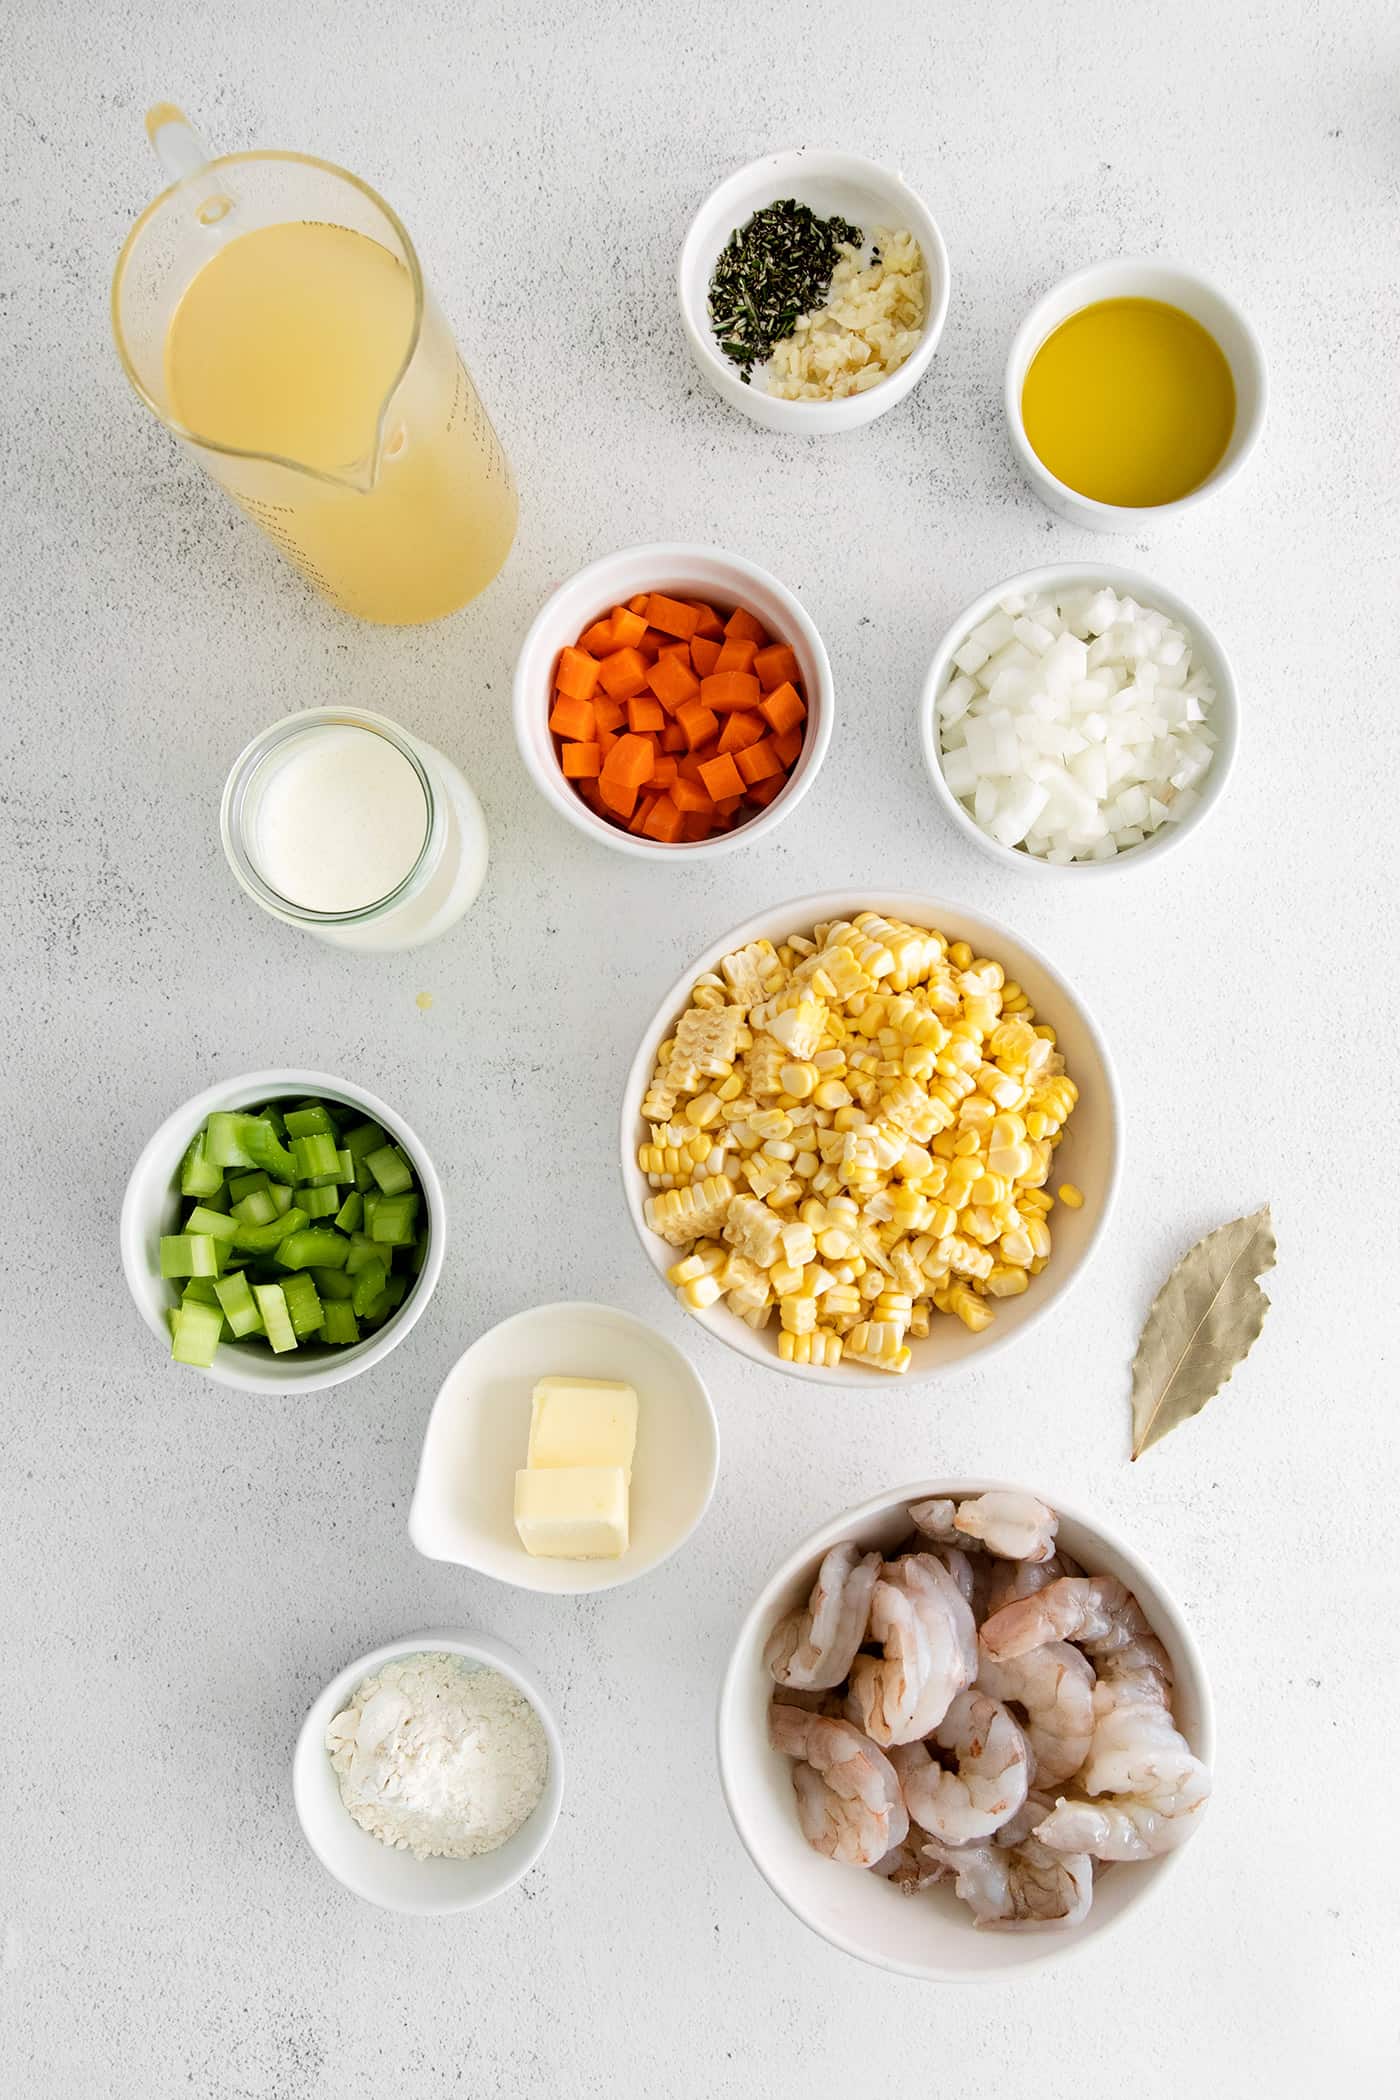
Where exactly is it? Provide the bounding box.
[1129,1206,1276,1459]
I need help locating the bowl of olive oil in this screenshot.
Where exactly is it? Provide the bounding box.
[1005,259,1266,530]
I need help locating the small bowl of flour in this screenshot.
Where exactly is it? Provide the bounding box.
[294,1632,564,1912]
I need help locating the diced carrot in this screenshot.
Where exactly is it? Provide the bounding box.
[579,619,617,656]
[677,746,716,783]
[681,810,714,842]
[671,778,716,815]
[637,631,662,662]
[645,592,701,639]
[649,754,678,789]
[560,740,602,779]
[714,637,758,676]
[713,793,745,816]
[642,794,686,843]
[747,773,788,806]
[629,792,660,835]
[599,774,637,820]
[609,607,648,649]
[627,593,651,615]
[601,732,656,793]
[700,671,761,715]
[657,640,690,660]
[736,738,784,785]
[688,600,725,638]
[676,701,719,750]
[690,635,722,676]
[717,710,766,754]
[753,643,800,690]
[598,647,650,700]
[759,680,806,734]
[771,724,805,767]
[725,607,767,644]
[555,646,600,701]
[593,697,625,734]
[698,752,745,801]
[577,779,606,813]
[647,652,700,712]
[627,695,666,733]
[549,695,596,741]
[660,721,687,754]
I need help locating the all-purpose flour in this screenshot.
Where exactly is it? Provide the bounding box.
[326,1652,548,1859]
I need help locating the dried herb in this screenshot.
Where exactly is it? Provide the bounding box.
[1129,1206,1276,1459]
[708,198,861,382]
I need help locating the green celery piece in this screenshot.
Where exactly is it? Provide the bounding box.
[280,1270,325,1339]
[160,1233,223,1279]
[231,1206,308,1254]
[297,1185,340,1219]
[213,1270,263,1338]
[242,1118,297,1183]
[257,1104,289,1137]
[353,1156,376,1193]
[200,1183,232,1214]
[344,1233,383,1273]
[171,1299,224,1368]
[336,1148,355,1181]
[184,1204,238,1243]
[227,1171,270,1203]
[252,1283,297,1354]
[268,1183,294,1216]
[290,1132,340,1181]
[411,1228,430,1274]
[204,1112,259,1169]
[310,1266,357,1300]
[276,1227,349,1270]
[343,1119,387,1162]
[181,1277,222,1307]
[283,1105,335,1139]
[362,1192,380,1234]
[179,1132,225,1199]
[335,1190,363,1233]
[351,1260,387,1316]
[359,1270,407,1325]
[370,1193,419,1246]
[231,1187,277,1228]
[365,1144,414,1196]
[321,1301,360,1346]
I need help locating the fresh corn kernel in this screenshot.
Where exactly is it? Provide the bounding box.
[1057,1182,1085,1208]
[778,1329,844,1367]
[676,1272,723,1309]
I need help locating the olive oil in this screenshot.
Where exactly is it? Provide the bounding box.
[1021,297,1235,508]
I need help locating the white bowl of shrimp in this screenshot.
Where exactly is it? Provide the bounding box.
[717,1481,1214,1979]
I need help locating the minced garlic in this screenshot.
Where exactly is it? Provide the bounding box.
[767,228,926,401]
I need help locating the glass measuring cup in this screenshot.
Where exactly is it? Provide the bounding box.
[112,107,517,625]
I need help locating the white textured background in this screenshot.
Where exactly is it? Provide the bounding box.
[3,1,1398,2093]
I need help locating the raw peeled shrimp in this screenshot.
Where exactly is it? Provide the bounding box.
[993,1789,1055,1850]
[984,1550,1081,1618]
[1033,1681,1210,1861]
[919,1833,1094,1931]
[768,1704,908,1867]
[847,1554,977,1747]
[976,1642,1096,1786]
[980,1574,1174,1698]
[909,1491,1058,1563]
[872,1832,949,1893]
[764,1542,882,1692]
[889,1690,1030,1843]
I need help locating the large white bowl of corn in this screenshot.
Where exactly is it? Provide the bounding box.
[619,894,1119,1387]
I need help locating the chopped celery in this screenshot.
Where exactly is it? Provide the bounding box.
[182,1277,222,1307]
[354,1155,376,1193]
[257,1104,289,1137]
[362,1193,380,1235]
[227,1171,270,1203]
[204,1111,258,1169]
[213,1271,264,1337]
[290,1131,340,1181]
[230,1206,308,1253]
[310,1266,357,1300]
[280,1270,324,1338]
[343,1119,387,1161]
[411,1228,430,1274]
[297,1185,341,1219]
[231,1187,277,1228]
[321,1301,360,1346]
[160,1233,223,1278]
[252,1283,297,1353]
[268,1182,294,1216]
[199,1183,232,1214]
[344,1233,383,1273]
[283,1105,335,1138]
[358,1269,407,1325]
[365,1143,414,1195]
[184,1204,238,1243]
[337,1148,355,1181]
[242,1118,297,1183]
[171,1299,224,1368]
[370,1193,419,1245]
[276,1227,349,1271]
[334,1190,363,1233]
[179,1132,225,1199]
[351,1259,387,1316]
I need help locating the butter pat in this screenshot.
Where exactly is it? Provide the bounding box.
[528,1376,638,1482]
[514,1466,629,1559]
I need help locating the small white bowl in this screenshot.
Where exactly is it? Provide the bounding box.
[293,1630,564,1914]
[919,563,1239,877]
[409,1301,719,1592]
[1005,257,1266,530]
[718,1479,1214,1979]
[513,542,833,860]
[620,890,1120,1388]
[679,149,950,434]
[120,1068,445,1393]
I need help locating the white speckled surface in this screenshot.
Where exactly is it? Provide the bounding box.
[4,2,1398,2092]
